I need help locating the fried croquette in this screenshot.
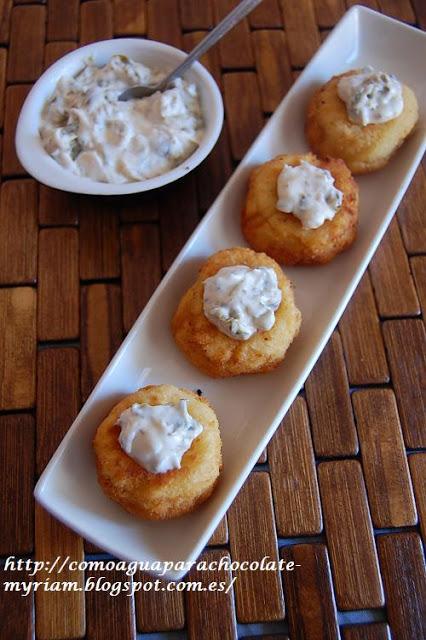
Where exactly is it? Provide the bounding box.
[171,247,301,377]
[242,153,358,265]
[93,384,222,520]
[305,70,418,174]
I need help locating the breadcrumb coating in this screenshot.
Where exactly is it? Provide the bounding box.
[305,70,418,174]
[242,153,358,265]
[93,384,222,520]
[171,247,301,377]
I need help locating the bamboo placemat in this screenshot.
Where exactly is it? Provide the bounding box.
[0,1,425,639]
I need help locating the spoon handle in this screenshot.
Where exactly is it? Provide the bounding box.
[159,0,263,88]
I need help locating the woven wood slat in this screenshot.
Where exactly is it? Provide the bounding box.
[318,460,384,610]
[268,397,322,537]
[147,0,181,48]
[7,5,45,83]
[242,636,289,640]
[409,453,426,542]
[208,515,229,545]
[305,331,358,457]
[279,0,321,67]
[35,505,85,640]
[346,0,379,9]
[3,84,31,175]
[214,0,254,69]
[80,0,113,45]
[228,472,285,622]
[249,0,283,28]
[0,414,34,555]
[281,543,340,640]
[377,0,416,22]
[314,0,346,28]
[119,192,159,223]
[84,539,104,554]
[195,126,233,213]
[398,163,426,253]
[180,0,213,30]
[320,28,332,41]
[158,174,199,271]
[382,319,426,448]
[79,198,121,280]
[113,0,146,36]
[411,255,426,315]
[223,71,264,161]
[352,389,417,527]
[377,533,426,640]
[339,272,389,385]
[0,48,6,127]
[0,0,12,45]
[411,0,426,27]
[38,227,80,341]
[135,572,185,632]
[85,568,135,640]
[257,448,268,464]
[44,41,77,70]
[186,549,237,640]
[47,0,79,42]
[81,283,123,401]
[39,185,79,226]
[252,30,293,113]
[0,568,34,639]
[369,218,420,317]
[0,287,36,410]
[342,623,391,640]
[120,223,161,332]
[0,179,38,285]
[36,347,80,475]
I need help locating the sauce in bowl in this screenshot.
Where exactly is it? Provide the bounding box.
[39,55,205,184]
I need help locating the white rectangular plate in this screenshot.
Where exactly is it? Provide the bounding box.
[35,6,426,580]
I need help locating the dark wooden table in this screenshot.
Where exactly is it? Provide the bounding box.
[0,1,425,639]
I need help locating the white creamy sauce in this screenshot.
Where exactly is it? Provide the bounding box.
[118,400,203,474]
[39,55,204,183]
[276,160,343,229]
[337,67,403,126]
[203,265,282,341]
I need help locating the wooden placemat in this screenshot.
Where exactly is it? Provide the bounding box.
[0,1,425,639]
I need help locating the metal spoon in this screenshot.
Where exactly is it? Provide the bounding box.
[118,0,263,101]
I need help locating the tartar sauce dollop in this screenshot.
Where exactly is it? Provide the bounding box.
[39,55,204,183]
[203,265,282,341]
[276,161,343,229]
[118,400,203,474]
[337,67,403,126]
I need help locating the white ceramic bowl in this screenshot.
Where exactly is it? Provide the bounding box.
[15,38,224,195]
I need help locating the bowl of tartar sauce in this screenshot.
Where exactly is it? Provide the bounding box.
[15,38,224,195]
